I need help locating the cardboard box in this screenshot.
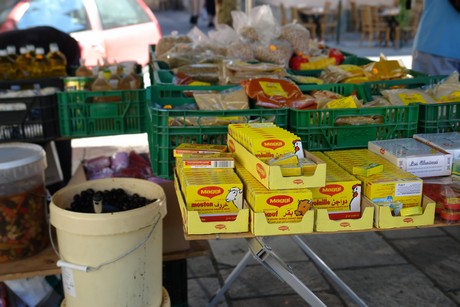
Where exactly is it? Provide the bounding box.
[372,195,435,229]
[228,134,326,190]
[368,138,453,178]
[235,162,313,224]
[174,174,249,235]
[70,161,190,254]
[310,152,362,220]
[413,132,460,176]
[178,168,243,213]
[250,206,314,236]
[314,198,375,232]
[324,149,423,209]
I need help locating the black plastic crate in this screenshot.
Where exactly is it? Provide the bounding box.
[0,93,59,142]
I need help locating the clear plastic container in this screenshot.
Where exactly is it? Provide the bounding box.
[0,142,48,262]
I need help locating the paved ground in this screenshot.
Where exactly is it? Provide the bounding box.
[70,5,460,307]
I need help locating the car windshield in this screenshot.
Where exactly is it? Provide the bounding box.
[94,0,150,30]
[0,0,20,25]
[16,0,90,33]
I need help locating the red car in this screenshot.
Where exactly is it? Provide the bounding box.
[0,0,162,66]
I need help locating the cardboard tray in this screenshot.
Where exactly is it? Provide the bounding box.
[227,134,326,190]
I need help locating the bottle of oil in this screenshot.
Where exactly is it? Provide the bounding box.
[6,46,17,79]
[118,66,137,90]
[107,65,121,90]
[25,44,36,60]
[32,47,50,77]
[15,47,32,79]
[6,46,17,63]
[92,71,112,102]
[0,49,14,79]
[46,43,67,77]
[75,59,93,77]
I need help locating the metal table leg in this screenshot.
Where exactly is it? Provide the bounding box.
[208,250,253,307]
[208,237,327,307]
[292,235,368,307]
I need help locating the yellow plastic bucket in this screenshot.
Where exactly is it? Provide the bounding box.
[50,178,167,307]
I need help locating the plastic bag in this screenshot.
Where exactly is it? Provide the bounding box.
[241,77,317,109]
[380,88,437,106]
[155,31,192,60]
[423,177,460,224]
[280,23,310,55]
[253,40,293,67]
[232,5,281,44]
[194,86,249,125]
[429,71,460,102]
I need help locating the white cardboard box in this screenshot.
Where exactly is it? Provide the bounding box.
[368,138,453,178]
[413,132,460,176]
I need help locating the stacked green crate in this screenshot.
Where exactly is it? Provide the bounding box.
[289,83,419,150]
[58,89,147,138]
[361,75,460,133]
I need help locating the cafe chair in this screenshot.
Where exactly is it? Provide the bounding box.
[360,5,390,47]
[290,6,317,40]
[279,3,288,25]
[320,1,338,41]
[349,0,360,32]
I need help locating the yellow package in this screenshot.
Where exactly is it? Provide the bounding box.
[352,162,384,177]
[236,163,313,223]
[179,153,234,169]
[280,165,302,177]
[310,152,362,219]
[180,168,243,213]
[324,149,423,208]
[173,143,228,157]
[268,153,299,166]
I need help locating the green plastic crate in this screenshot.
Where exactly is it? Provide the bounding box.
[417,102,460,133]
[361,76,444,101]
[150,70,235,103]
[361,75,460,133]
[290,83,419,150]
[147,105,289,179]
[58,89,147,138]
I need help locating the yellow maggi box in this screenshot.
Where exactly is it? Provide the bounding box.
[228,134,326,190]
[174,173,250,235]
[280,165,302,177]
[352,162,383,177]
[268,153,299,166]
[179,168,243,213]
[324,149,423,209]
[310,152,362,220]
[236,163,313,224]
[178,153,234,169]
[372,195,435,229]
[228,123,304,160]
[250,206,314,236]
[173,143,228,157]
[314,198,375,232]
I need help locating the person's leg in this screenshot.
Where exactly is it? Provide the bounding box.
[205,0,216,27]
[190,0,200,25]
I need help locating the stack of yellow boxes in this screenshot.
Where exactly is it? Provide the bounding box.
[323,149,435,228]
[309,152,376,232]
[173,144,249,235]
[228,123,325,235]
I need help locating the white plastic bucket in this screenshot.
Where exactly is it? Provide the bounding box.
[50,178,167,307]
